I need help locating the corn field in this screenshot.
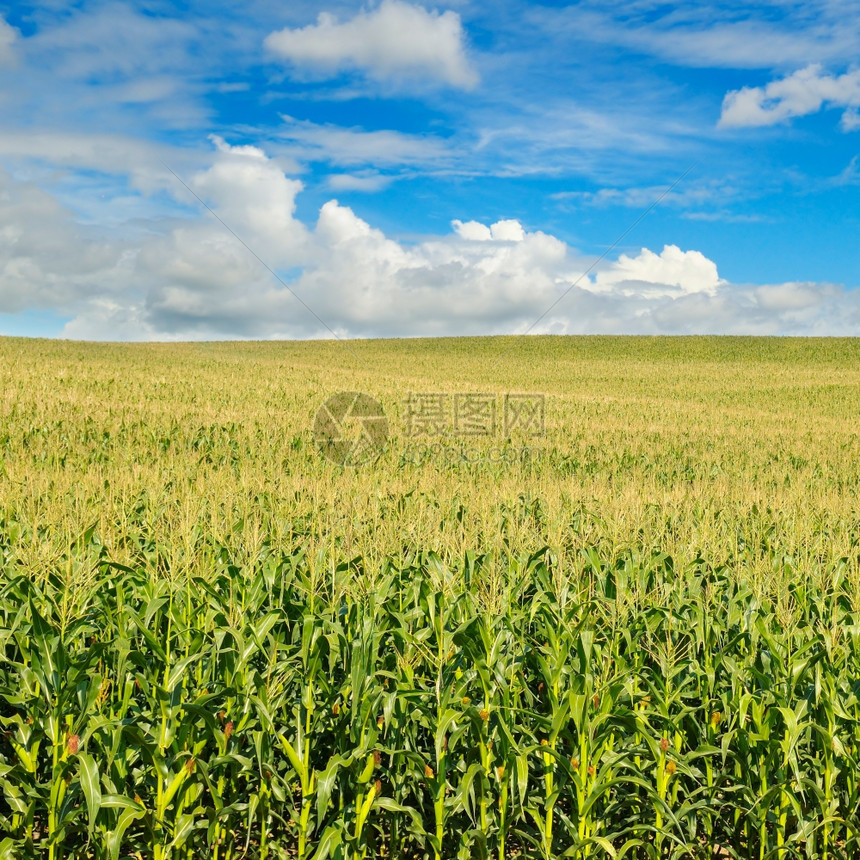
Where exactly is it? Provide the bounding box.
[2,335,860,858]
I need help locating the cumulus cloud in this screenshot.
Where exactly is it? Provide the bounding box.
[452,219,526,242]
[3,139,860,341]
[190,136,309,260]
[452,220,492,241]
[719,64,860,129]
[0,16,18,67]
[595,245,724,298]
[263,0,478,89]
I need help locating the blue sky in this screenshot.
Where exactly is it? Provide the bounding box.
[0,0,859,339]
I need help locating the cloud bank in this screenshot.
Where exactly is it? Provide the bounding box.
[1,139,859,341]
[264,0,478,89]
[720,65,860,129]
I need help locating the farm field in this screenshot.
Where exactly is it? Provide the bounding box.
[2,334,860,859]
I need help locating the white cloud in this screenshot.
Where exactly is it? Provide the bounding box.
[0,169,128,314]
[3,139,860,341]
[191,136,309,261]
[754,282,830,311]
[553,182,725,210]
[0,16,18,67]
[530,4,860,72]
[0,131,190,199]
[275,115,450,168]
[595,245,723,298]
[453,220,492,241]
[452,219,526,242]
[327,172,393,192]
[28,5,197,82]
[841,108,860,131]
[719,65,860,129]
[0,5,256,137]
[489,220,526,242]
[833,155,860,186]
[263,0,478,89]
